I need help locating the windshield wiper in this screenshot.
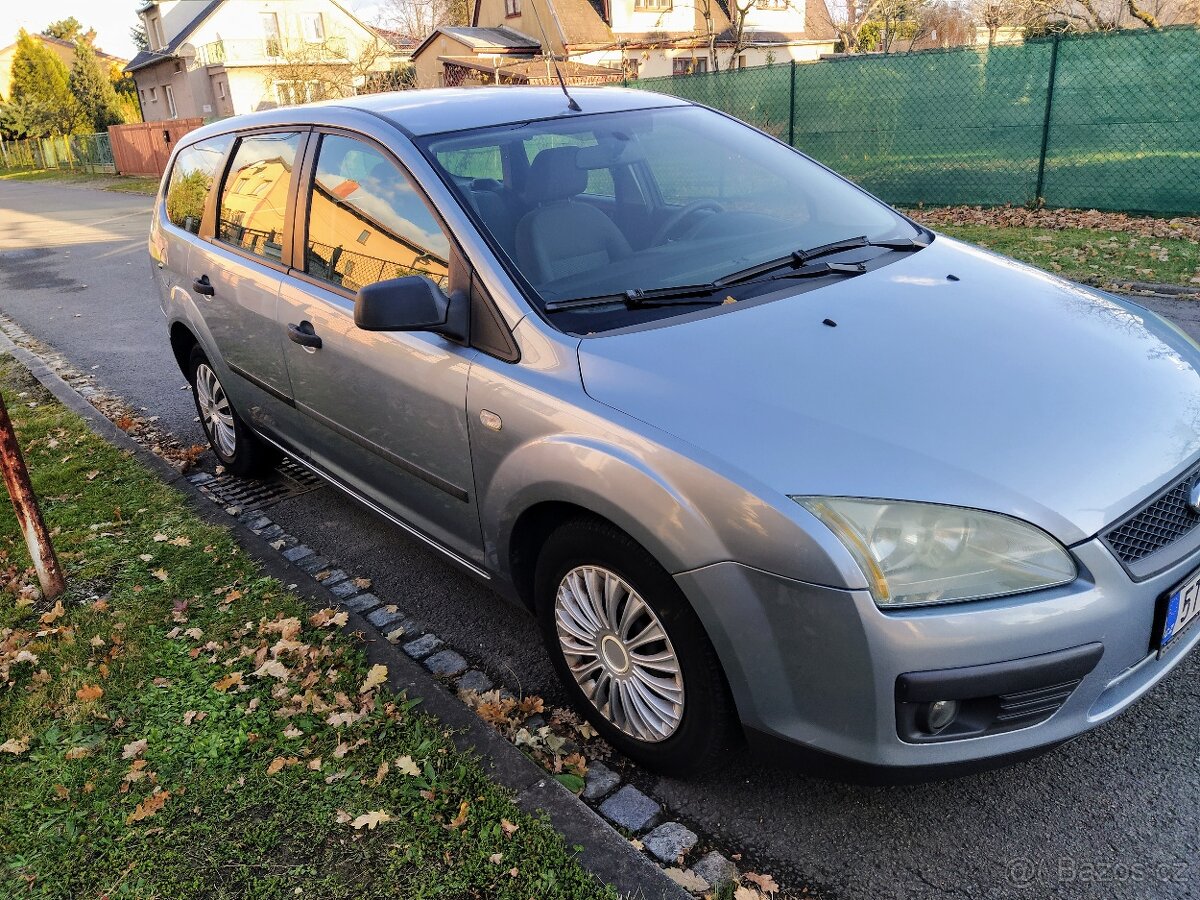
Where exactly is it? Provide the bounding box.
[715,235,929,288]
[543,283,726,313]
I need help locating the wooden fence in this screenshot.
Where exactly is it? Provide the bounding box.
[107,119,205,178]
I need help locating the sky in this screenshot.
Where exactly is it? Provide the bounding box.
[3,0,385,60]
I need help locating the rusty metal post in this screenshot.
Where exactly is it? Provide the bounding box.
[0,390,65,599]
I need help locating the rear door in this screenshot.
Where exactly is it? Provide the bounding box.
[276,130,481,559]
[195,129,309,423]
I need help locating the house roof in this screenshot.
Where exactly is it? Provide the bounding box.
[373,27,419,50]
[553,0,614,47]
[439,55,622,84]
[0,32,128,65]
[411,25,541,60]
[124,0,222,72]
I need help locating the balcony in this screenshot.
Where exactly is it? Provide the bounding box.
[194,36,350,68]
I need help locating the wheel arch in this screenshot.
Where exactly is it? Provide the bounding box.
[170,320,200,380]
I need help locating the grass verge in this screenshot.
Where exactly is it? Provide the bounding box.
[0,168,158,196]
[0,353,611,900]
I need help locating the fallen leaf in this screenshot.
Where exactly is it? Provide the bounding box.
[744,872,780,895]
[664,868,709,892]
[266,756,296,775]
[151,568,169,582]
[359,664,388,694]
[352,577,372,589]
[212,672,242,692]
[335,808,352,824]
[254,659,290,682]
[500,818,518,838]
[65,746,92,760]
[394,755,420,776]
[282,725,303,739]
[489,852,504,864]
[138,553,154,562]
[153,533,169,542]
[53,784,70,800]
[76,684,104,702]
[39,600,65,624]
[735,888,765,900]
[1,738,30,755]
[169,536,191,547]
[126,789,170,823]
[373,761,389,784]
[182,710,205,726]
[89,635,106,648]
[122,739,148,759]
[351,809,391,830]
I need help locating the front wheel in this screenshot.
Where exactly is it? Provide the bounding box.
[535,517,741,775]
[188,346,278,477]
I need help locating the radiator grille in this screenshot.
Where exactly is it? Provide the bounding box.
[1104,466,1200,564]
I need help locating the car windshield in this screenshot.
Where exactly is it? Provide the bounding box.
[420,105,921,329]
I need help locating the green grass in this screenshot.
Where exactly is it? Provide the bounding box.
[934,225,1200,289]
[0,168,158,196]
[0,355,611,900]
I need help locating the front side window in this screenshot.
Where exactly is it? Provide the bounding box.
[673,56,706,76]
[217,132,303,261]
[505,0,521,14]
[421,106,917,331]
[634,0,672,9]
[301,13,325,41]
[305,134,450,293]
[165,134,233,233]
[164,84,177,118]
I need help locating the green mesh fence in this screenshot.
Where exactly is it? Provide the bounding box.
[628,27,1200,215]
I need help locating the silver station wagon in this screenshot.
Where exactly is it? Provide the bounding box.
[151,87,1200,781]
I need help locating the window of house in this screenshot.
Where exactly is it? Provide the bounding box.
[164,135,233,234]
[149,86,158,102]
[756,0,789,7]
[164,84,177,119]
[217,132,303,262]
[261,12,281,56]
[737,54,747,68]
[139,88,146,101]
[276,80,321,107]
[150,16,165,50]
[672,57,706,76]
[623,58,639,80]
[633,0,672,9]
[301,13,326,42]
[505,0,521,15]
[305,134,451,293]
[216,80,226,99]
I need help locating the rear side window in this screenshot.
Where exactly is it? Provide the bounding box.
[216,132,303,262]
[304,134,451,293]
[164,135,233,234]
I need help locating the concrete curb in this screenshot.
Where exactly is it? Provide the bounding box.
[0,332,688,900]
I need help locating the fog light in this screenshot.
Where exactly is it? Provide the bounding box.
[919,699,959,734]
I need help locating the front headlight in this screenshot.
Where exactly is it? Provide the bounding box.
[792,497,1077,608]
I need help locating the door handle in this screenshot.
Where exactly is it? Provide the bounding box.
[191,275,215,297]
[287,321,322,350]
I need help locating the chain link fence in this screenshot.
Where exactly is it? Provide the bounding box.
[0,132,116,175]
[628,26,1200,215]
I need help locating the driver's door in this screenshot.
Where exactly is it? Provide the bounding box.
[276,131,481,560]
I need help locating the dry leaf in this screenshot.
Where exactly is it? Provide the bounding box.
[39,600,65,624]
[282,725,303,739]
[122,739,148,759]
[254,660,290,682]
[212,672,242,692]
[169,536,191,547]
[335,809,352,824]
[65,746,92,760]
[500,818,519,838]
[352,577,372,589]
[126,789,171,824]
[744,872,780,895]
[267,756,298,775]
[151,568,169,582]
[735,888,765,900]
[351,809,391,830]
[359,664,388,694]
[445,800,469,830]
[373,761,389,785]
[664,868,709,892]
[0,737,29,755]
[394,755,420,776]
[76,684,104,702]
[489,853,504,864]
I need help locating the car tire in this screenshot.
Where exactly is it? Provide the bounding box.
[188,345,278,477]
[535,516,741,775]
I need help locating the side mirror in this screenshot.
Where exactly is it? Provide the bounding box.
[354,275,466,341]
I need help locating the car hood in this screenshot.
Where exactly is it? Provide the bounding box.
[577,237,1200,545]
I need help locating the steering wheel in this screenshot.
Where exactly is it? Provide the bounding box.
[651,199,726,245]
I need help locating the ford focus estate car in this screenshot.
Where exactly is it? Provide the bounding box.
[150,87,1200,781]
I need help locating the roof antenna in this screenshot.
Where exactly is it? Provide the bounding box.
[526,0,581,111]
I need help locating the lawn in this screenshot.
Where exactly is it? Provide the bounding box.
[0,354,610,900]
[0,168,158,196]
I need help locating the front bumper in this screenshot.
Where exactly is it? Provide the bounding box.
[676,536,1200,777]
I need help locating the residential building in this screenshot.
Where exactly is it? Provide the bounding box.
[0,33,127,101]
[125,0,394,122]
[445,0,838,83]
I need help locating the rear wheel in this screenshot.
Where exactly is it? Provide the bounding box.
[188,346,278,477]
[535,517,741,775]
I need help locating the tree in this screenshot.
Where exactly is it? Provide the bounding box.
[380,0,470,40]
[70,40,124,132]
[820,0,890,52]
[43,17,94,44]
[7,30,83,136]
[262,34,392,105]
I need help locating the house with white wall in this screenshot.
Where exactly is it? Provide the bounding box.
[125,0,393,122]
[461,0,837,81]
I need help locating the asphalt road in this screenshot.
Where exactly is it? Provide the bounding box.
[2,180,1198,900]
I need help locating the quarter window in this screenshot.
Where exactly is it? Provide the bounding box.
[304,134,450,293]
[164,134,233,234]
[217,132,303,262]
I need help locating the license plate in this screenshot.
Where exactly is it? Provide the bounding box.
[1160,568,1200,649]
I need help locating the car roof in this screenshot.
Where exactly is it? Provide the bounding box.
[182,87,691,146]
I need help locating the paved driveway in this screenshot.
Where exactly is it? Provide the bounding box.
[2,180,1197,899]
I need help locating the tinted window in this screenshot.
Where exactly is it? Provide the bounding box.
[165,135,233,234]
[217,132,302,262]
[305,134,450,293]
